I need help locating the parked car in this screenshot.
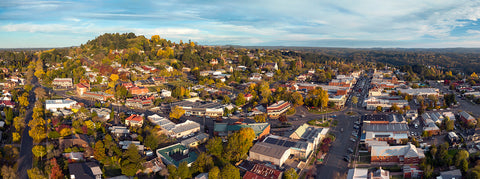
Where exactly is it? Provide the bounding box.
[344,155,351,162]
[348,148,354,153]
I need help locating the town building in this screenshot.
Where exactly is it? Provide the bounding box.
[459,111,476,125]
[125,114,144,127]
[76,82,90,96]
[82,91,114,101]
[262,135,313,159]
[362,114,407,124]
[156,143,198,167]
[397,88,439,97]
[370,143,425,164]
[53,78,73,88]
[180,133,209,148]
[170,101,224,117]
[267,100,291,118]
[403,165,423,179]
[214,122,270,140]
[249,142,291,167]
[125,98,152,109]
[437,169,462,179]
[129,86,149,95]
[45,99,78,112]
[361,123,409,144]
[289,123,329,150]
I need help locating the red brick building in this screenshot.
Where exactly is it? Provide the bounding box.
[371,143,424,164]
[129,86,149,95]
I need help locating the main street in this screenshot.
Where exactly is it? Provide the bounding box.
[17,76,38,179]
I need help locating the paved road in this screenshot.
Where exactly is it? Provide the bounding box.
[17,77,38,179]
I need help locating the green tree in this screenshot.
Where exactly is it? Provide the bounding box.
[32,145,46,159]
[284,168,298,179]
[178,161,191,179]
[206,137,223,157]
[94,141,107,162]
[1,165,17,179]
[29,125,46,143]
[192,152,214,173]
[169,106,185,120]
[224,127,255,162]
[222,95,230,104]
[27,167,46,179]
[455,149,469,167]
[445,118,454,131]
[235,93,246,106]
[144,132,159,150]
[13,116,25,132]
[254,114,267,123]
[291,92,304,107]
[423,165,433,179]
[167,164,178,179]
[221,164,240,179]
[115,85,128,100]
[121,144,145,176]
[351,96,358,108]
[4,108,13,125]
[461,159,469,173]
[18,92,29,108]
[208,166,220,179]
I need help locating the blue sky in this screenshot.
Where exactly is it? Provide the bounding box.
[2,0,480,48]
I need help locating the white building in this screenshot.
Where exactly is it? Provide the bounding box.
[45,99,78,112]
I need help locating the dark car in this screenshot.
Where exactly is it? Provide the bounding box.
[343,156,351,162]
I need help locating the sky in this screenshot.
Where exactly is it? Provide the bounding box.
[2,0,480,48]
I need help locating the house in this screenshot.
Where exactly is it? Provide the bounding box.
[437,169,462,179]
[45,99,78,112]
[82,91,114,101]
[210,59,218,65]
[370,143,425,164]
[125,114,144,127]
[267,100,291,118]
[370,167,390,179]
[152,76,166,85]
[447,132,460,146]
[119,141,144,151]
[90,108,111,121]
[76,83,90,96]
[195,173,209,179]
[347,168,368,179]
[143,157,165,174]
[421,115,441,136]
[109,126,130,138]
[157,143,198,167]
[165,66,174,72]
[129,86,149,95]
[459,111,476,125]
[249,142,291,167]
[68,162,102,179]
[52,78,73,88]
[403,165,423,179]
[161,89,172,98]
[249,73,262,81]
[243,163,283,179]
[244,94,253,101]
[0,100,15,108]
